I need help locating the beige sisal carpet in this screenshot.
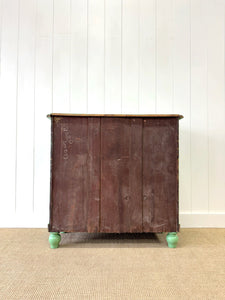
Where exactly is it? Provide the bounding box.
[0,228,224,299]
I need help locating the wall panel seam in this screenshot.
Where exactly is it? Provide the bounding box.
[0,0,3,77]
[15,0,21,213]
[33,0,38,213]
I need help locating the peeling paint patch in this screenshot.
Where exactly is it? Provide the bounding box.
[54,117,63,123]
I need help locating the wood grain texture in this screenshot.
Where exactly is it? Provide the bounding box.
[100,118,142,232]
[48,113,183,119]
[49,116,180,233]
[143,118,179,232]
[50,117,100,232]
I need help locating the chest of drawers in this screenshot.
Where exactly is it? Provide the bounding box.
[48,114,183,248]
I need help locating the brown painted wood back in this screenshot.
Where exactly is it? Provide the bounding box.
[48,114,183,233]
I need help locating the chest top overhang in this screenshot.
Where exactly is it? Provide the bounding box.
[47,113,184,119]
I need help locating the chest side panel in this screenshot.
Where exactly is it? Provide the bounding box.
[49,117,101,232]
[100,117,143,233]
[143,118,179,232]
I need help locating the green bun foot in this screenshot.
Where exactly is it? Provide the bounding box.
[49,232,61,249]
[166,232,178,248]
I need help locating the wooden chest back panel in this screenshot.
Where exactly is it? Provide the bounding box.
[100,118,142,233]
[51,117,100,232]
[143,118,178,232]
[49,116,179,233]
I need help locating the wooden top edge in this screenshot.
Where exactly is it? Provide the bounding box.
[47,113,184,119]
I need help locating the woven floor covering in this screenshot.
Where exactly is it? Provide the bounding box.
[0,228,224,300]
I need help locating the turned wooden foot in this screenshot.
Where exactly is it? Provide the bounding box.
[166,232,178,248]
[49,232,61,249]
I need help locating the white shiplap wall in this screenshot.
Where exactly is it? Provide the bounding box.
[0,0,224,228]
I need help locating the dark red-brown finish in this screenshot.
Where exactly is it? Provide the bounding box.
[50,117,100,232]
[101,118,142,233]
[143,118,178,232]
[48,115,182,233]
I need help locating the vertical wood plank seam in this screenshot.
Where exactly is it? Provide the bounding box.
[15,0,21,213]
[128,118,131,230]
[49,117,54,230]
[141,118,143,231]
[99,117,102,231]
[87,117,89,230]
[177,119,179,230]
[33,0,38,213]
